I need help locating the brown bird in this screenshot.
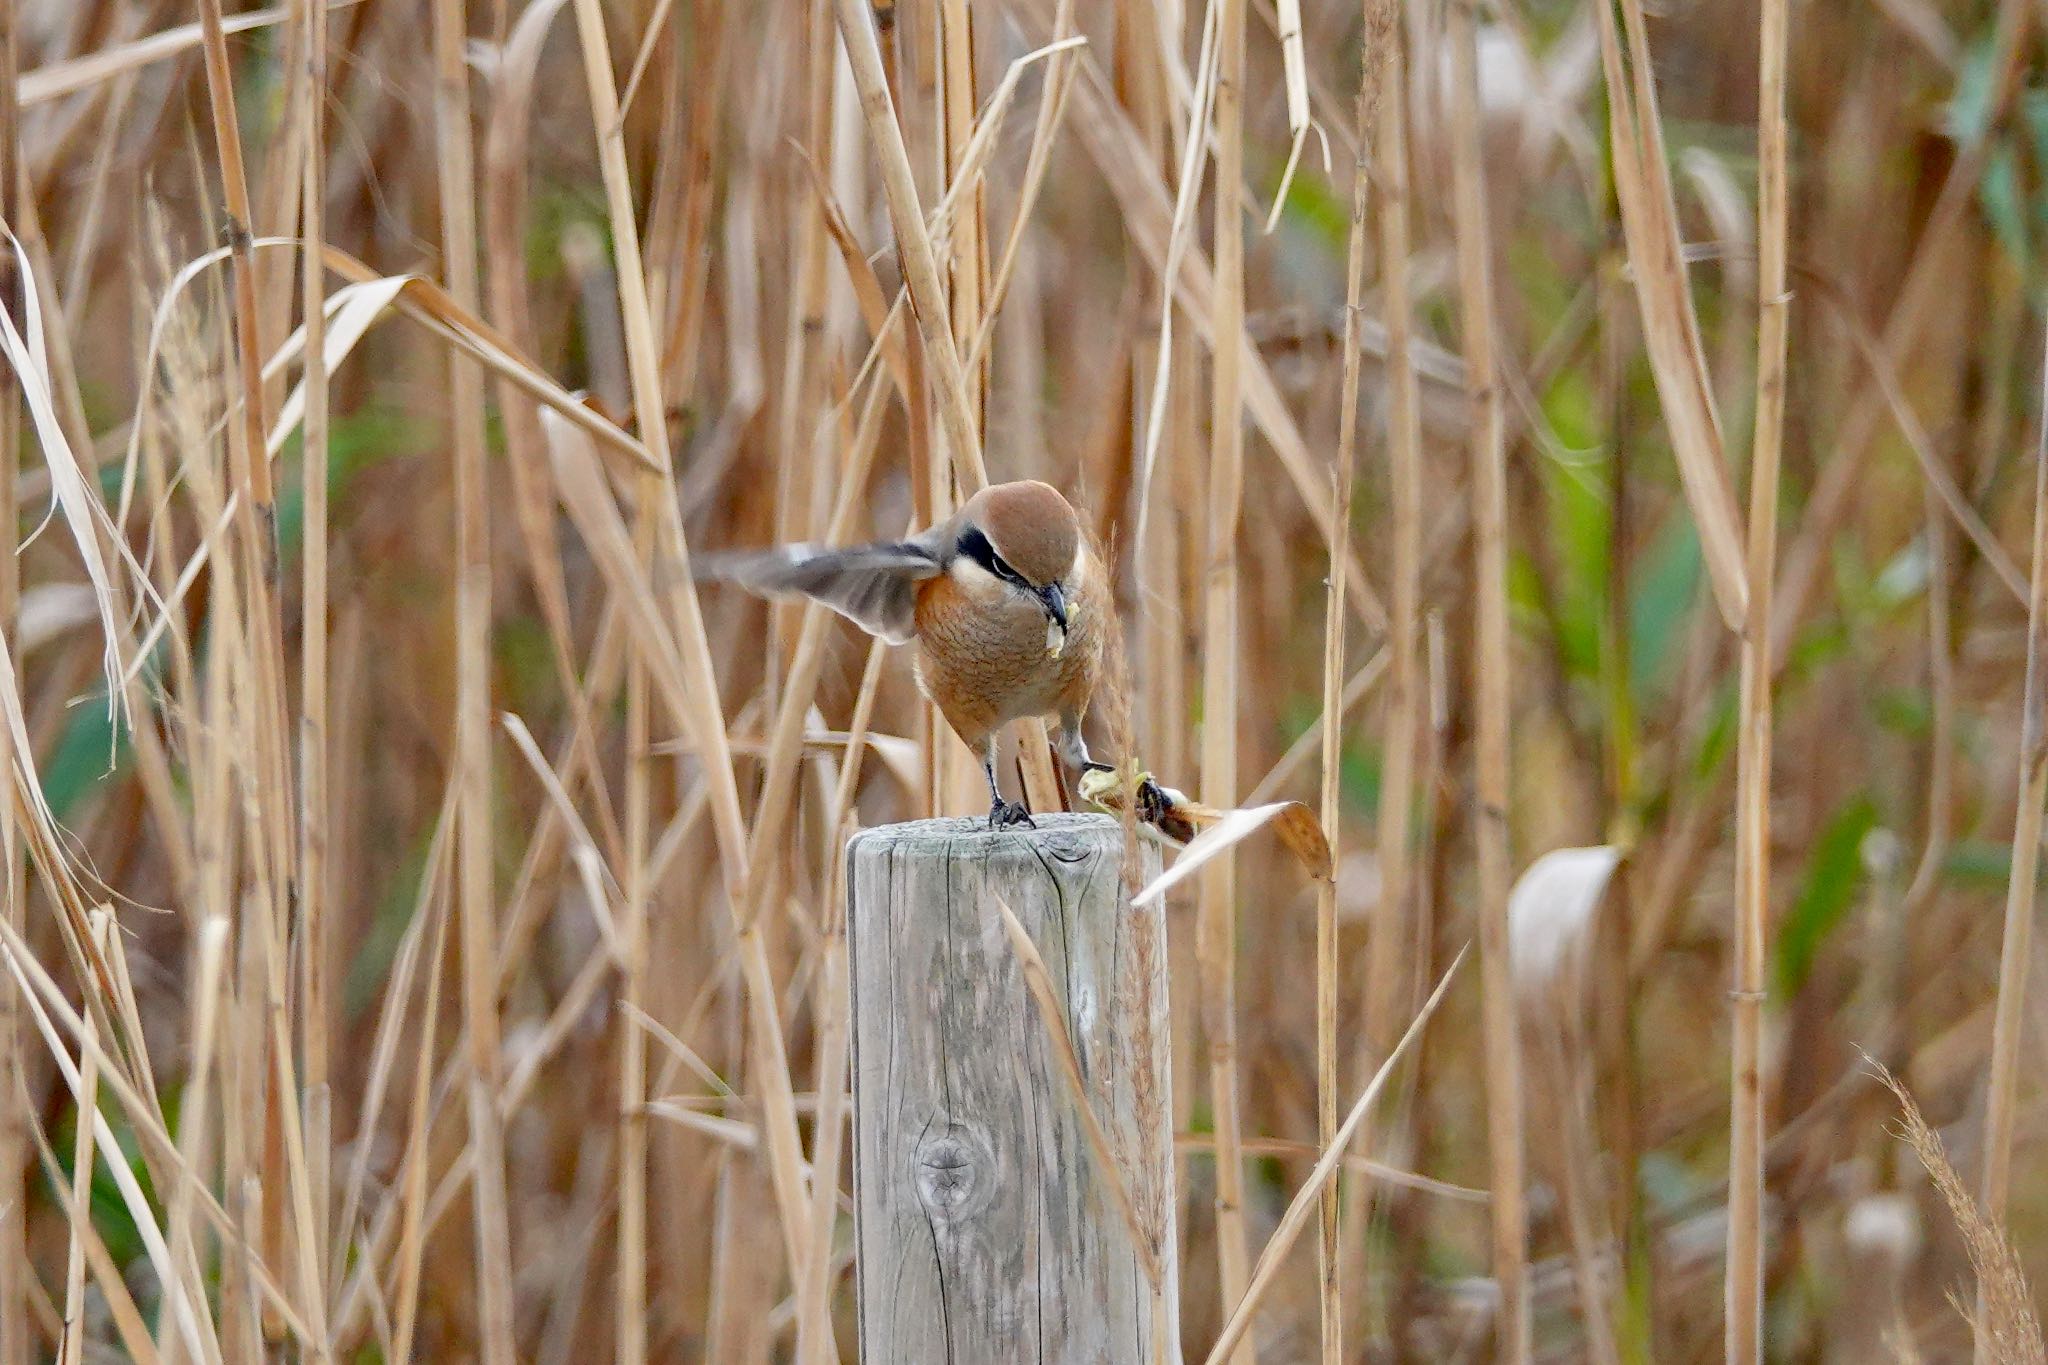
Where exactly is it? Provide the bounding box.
[699,480,1135,829]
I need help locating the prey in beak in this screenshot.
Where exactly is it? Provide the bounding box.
[1038,583,1069,659]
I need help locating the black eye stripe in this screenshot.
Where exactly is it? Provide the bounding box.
[958,527,1028,585]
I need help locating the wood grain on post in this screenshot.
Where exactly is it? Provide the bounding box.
[848,814,1179,1363]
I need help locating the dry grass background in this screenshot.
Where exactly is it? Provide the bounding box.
[2,0,2048,1360]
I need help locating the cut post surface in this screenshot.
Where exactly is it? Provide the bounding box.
[848,814,1178,1363]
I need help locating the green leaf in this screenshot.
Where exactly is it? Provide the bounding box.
[1941,839,2048,890]
[41,692,128,821]
[1272,165,1348,249]
[1629,513,1701,703]
[1774,794,1880,997]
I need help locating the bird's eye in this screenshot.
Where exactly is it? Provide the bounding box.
[959,527,1027,586]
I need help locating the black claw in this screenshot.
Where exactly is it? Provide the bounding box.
[989,798,1037,831]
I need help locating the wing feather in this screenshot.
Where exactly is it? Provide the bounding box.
[695,542,941,644]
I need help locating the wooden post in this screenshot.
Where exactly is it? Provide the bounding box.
[848,814,1180,1362]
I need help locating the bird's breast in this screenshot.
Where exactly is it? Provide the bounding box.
[912,570,1100,742]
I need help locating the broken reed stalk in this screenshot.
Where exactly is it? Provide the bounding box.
[1977,319,2048,1362]
[1201,0,1255,1353]
[1446,0,1530,1356]
[1315,0,1390,1353]
[1728,0,1789,1355]
[430,5,517,1360]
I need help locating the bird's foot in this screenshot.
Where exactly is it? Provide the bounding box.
[988,797,1037,831]
[1135,775,1172,825]
[1078,764,1199,843]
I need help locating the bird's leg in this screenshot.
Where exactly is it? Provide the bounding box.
[1061,716,1105,776]
[981,738,1035,830]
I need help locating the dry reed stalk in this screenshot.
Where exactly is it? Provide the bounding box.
[253,870,335,1363]
[795,798,862,1365]
[830,0,987,492]
[1132,0,1219,556]
[15,7,308,109]
[1590,0,1747,632]
[1354,3,1423,1347]
[1313,0,1380,1346]
[1726,0,1789,1355]
[32,1128,160,1365]
[294,0,334,1308]
[619,606,652,1365]
[0,922,223,1363]
[771,0,839,560]
[327,788,455,1301]
[742,363,895,883]
[0,7,22,1360]
[1446,1,1530,1356]
[939,0,985,422]
[1766,0,2030,660]
[195,7,306,1314]
[1175,1134,1487,1202]
[57,913,101,1365]
[390,900,455,1363]
[565,0,816,1326]
[1976,321,2048,1361]
[1205,949,1468,1365]
[481,0,587,723]
[430,4,518,1359]
[1264,0,1309,233]
[963,0,1079,375]
[161,919,228,1365]
[1042,44,1388,635]
[194,0,294,870]
[1201,0,1255,1353]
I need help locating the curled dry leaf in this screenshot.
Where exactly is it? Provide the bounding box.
[1130,799,1333,907]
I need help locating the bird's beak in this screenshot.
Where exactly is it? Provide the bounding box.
[1036,583,1069,632]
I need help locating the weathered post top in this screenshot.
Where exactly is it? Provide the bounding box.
[847,814,1179,1364]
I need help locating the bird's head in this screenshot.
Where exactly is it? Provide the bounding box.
[955,481,1082,653]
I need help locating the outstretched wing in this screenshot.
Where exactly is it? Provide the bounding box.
[695,542,942,644]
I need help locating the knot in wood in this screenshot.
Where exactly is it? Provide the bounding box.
[913,1126,991,1222]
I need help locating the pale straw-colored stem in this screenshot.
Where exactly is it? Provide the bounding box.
[1727,0,1789,1354]
[1314,0,1385,1353]
[1447,0,1529,1355]
[1976,320,2048,1362]
[430,3,516,1358]
[1200,0,1254,1354]
[294,0,333,1303]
